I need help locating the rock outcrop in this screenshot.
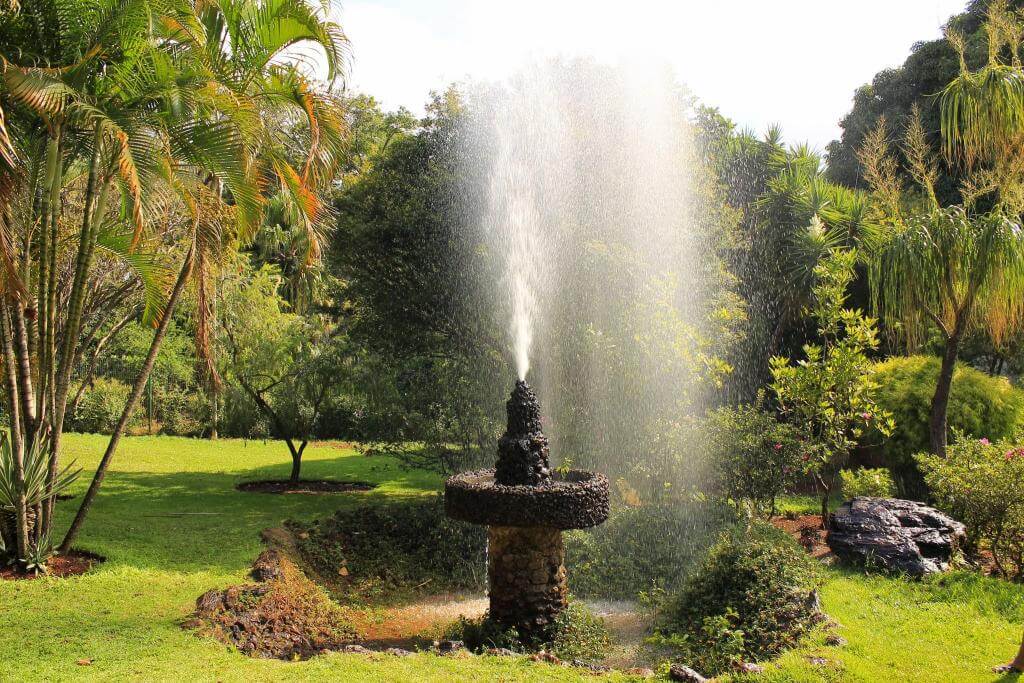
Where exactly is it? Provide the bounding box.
[827,497,966,576]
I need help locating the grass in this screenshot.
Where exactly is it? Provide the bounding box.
[1,434,1022,682]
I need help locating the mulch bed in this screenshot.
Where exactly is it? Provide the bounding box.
[0,549,104,580]
[236,480,376,495]
[772,514,834,560]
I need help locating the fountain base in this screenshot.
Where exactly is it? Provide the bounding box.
[487,526,568,639]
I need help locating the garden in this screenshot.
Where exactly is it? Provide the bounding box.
[3,0,1024,682]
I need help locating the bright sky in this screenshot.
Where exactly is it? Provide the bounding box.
[334,0,968,151]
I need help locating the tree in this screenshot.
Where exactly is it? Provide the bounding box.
[0,0,350,562]
[771,250,892,525]
[864,2,1024,457]
[825,0,1024,202]
[219,264,341,481]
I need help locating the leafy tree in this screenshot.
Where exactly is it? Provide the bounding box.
[826,0,1024,201]
[863,3,1024,457]
[219,264,342,482]
[333,90,507,470]
[771,251,893,523]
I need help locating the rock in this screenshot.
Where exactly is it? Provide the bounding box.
[669,663,708,682]
[251,549,284,582]
[383,647,414,657]
[194,589,225,616]
[485,647,521,657]
[736,661,764,674]
[527,651,563,665]
[338,644,373,655]
[431,640,465,654]
[824,633,847,647]
[827,497,966,577]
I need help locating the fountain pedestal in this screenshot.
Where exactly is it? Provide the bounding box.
[445,380,609,640]
[488,526,568,633]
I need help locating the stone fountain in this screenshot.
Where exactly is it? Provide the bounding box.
[445,380,609,639]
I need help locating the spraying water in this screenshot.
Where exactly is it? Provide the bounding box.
[467,58,726,489]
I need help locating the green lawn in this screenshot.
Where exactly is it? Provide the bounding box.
[1,435,1021,682]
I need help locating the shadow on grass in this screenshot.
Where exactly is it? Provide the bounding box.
[49,454,442,576]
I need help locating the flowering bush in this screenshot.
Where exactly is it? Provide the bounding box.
[702,401,804,518]
[838,467,896,499]
[917,435,1024,578]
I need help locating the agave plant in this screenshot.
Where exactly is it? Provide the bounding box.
[0,432,79,560]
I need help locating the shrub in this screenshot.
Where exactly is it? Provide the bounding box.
[158,388,208,437]
[70,377,140,434]
[565,501,736,600]
[917,435,1024,578]
[702,401,804,518]
[839,467,896,499]
[869,356,1024,496]
[653,521,822,675]
[288,495,486,600]
[449,602,611,662]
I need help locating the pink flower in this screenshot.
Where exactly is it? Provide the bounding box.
[860,412,873,421]
[980,438,991,446]
[774,443,783,451]
[801,454,810,462]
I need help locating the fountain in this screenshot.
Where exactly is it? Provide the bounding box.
[445,379,609,640]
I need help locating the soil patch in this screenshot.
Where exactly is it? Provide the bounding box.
[236,479,376,495]
[772,514,833,560]
[0,549,104,580]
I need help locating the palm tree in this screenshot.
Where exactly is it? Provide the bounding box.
[59,0,349,551]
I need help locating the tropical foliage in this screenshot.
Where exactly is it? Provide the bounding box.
[0,0,348,567]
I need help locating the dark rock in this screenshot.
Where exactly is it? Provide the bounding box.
[251,549,284,582]
[827,497,966,577]
[432,639,465,654]
[825,633,848,647]
[669,663,708,682]
[383,647,414,657]
[338,644,373,655]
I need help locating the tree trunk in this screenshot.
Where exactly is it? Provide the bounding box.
[929,335,960,456]
[287,440,307,482]
[60,249,193,552]
[1,304,30,560]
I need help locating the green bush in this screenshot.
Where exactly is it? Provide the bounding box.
[70,377,140,434]
[289,495,486,601]
[565,501,736,600]
[918,435,1024,578]
[839,467,896,499]
[702,402,804,518]
[653,521,822,675]
[868,356,1024,495]
[158,388,208,437]
[449,602,610,662]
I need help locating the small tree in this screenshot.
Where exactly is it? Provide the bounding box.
[220,265,343,482]
[770,250,893,524]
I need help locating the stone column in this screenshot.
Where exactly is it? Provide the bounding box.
[487,525,568,640]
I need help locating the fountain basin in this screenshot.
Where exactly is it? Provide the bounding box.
[445,468,609,529]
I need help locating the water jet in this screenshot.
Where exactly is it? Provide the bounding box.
[445,380,609,639]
